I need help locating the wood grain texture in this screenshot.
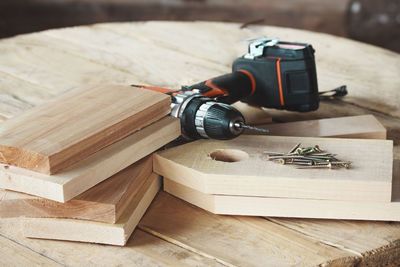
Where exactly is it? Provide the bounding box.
[0,218,223,267]
[139,192,357,266]
[0,234,62,266]
[163,165,399,220]
[245,114,387,139]
[0,21,398,266]
[0,84,170,174]
[0,155,152,223]
[0,116,180,202]
[23,173,161,246]
[155,135,393,201]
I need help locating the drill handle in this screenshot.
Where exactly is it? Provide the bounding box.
[188,69,256,104]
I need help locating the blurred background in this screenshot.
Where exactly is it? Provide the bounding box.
[0,0,399,52]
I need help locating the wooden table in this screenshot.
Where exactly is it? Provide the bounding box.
[0,21,399,266]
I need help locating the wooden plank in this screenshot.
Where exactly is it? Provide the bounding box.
[139,192,357,266]
[0,84,170,174]
[0,155,152,223]
[0,116,180,202]
[163,164,400,220]
[154,135,393,201]
[0,234,62,266]
[245,114,387,139]
[23,173,160,246]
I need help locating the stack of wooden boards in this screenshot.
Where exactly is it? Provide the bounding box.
[155,115,400,221]
[0,85,181,246]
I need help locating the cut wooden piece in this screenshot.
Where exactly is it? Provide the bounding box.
[164,162,400,221]
[23,173,161,246]
[0,116,180,202]
[0,84,170,174]
[154,135,393,201]
[244,114,387,139]
[0,156,152,223]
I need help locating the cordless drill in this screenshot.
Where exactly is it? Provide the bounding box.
[134,37,319,140]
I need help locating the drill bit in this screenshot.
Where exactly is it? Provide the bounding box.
[234,122,269,134]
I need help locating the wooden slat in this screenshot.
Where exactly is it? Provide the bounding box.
[0,85,170,174]
[139,192,357,266]
[0,155,152,223]
[155,135,393,201]
[0,116,180,202]
[23,173,160,246]
[245,114,387,139]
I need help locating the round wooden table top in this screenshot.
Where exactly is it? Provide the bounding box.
[0,21,399,266]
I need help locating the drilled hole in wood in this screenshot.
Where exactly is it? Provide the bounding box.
[209,149,249,162]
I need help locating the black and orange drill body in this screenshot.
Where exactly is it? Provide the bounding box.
[188,41,319,112]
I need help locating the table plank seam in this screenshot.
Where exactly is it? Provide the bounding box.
[95,24,230,68]
[0,69,56,97]
[0,233,65,266]
[264,217,363,258]
[137,224,236,267]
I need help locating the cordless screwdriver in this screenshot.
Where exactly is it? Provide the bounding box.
[134,37,319,140]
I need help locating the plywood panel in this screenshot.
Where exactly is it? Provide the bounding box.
[0,116,180,202]
[0,85,170,174]
[155,135,393,201]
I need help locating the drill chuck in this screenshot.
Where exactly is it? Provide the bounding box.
[194,101,244,139]
[171,92,245,140]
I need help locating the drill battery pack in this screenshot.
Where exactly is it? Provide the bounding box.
[233,41,319,112]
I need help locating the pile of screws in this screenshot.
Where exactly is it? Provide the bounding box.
[263,143,351,169]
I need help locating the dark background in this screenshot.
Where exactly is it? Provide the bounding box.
[0,0,399,52]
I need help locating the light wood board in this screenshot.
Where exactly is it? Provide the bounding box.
[155,135,393,201]
[23,173,161,246]
[0,116,180,202]
[0,155,152,223]
[0,84,170,174]
[245,114,387,139]
[163,159,400,220]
